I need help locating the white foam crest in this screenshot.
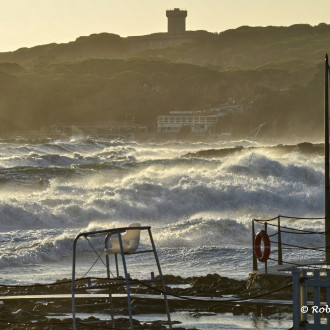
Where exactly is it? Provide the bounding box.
[0,229,77,266]
[113,155,322,219]
[0,138,132,168]
[222,151,322,184]
[0,219,146,267]
[0,146,324,233]
[153,217,250,248]
[81,219,134,232]
[122,139,260,162]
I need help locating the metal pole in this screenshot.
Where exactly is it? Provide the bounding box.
[292,269,300,330]
[325,54,330,261]
[105,234,115,327]
[117,231,134,330]
[252,220,258,271]
[148,228,172,329]
[326,269,330,325]
[301,269,307,324]
[264,222,267,274]
[277,216,283,265]
[313,269,321,326]
[72,236,80,330]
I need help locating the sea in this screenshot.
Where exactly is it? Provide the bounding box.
[0,136,326,286]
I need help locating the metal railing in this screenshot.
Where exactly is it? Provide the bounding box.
[252,215,326,273]
[293,268,330,329]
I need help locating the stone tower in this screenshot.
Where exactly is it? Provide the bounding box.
[166,8,187,35]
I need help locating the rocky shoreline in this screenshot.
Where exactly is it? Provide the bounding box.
[0,272,293,329]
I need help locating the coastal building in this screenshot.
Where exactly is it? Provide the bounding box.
[157,103,243,134]
[157,114,217,134]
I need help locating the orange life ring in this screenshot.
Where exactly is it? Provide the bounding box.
[254,230,271,262]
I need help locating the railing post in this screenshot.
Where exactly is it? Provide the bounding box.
[72,237,78,330]
[325,54,330,261]
[264,222,268,274]
[277,216,283,265]
[292,269,301,330]
[313,269,321,326]
[301,269,307,324]
[327,269,330,326]
[252,220,258,271]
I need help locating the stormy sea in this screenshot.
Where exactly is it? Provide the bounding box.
[0,137,325,286]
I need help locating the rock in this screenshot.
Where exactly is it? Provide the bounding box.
[246,272,292,298]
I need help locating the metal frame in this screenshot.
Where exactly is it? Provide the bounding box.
[252,216,325,273]
[72,226,172,329]
[293,268,330,329]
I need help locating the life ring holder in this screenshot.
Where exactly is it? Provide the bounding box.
[254,230,271,262]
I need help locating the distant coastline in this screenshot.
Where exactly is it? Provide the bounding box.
[0,24,328,140]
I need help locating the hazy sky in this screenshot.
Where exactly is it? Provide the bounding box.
[1,0,330,52]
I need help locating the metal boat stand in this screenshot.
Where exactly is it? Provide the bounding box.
[72,225,172,329]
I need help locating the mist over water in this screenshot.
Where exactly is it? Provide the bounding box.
[0,137,325,283]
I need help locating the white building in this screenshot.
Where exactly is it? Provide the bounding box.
[157,103,242,134]
[157,115,217,133]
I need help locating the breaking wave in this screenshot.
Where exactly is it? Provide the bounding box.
[0,138,326,280]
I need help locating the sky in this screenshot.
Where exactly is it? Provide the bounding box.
[1,0,330,52]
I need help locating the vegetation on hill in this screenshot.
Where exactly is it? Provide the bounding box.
[0,24,329,139]
[139,24,330,68]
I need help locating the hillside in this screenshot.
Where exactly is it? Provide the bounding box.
[1,24,330,68]
[0,24,329,138]
[139,24,330,68]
